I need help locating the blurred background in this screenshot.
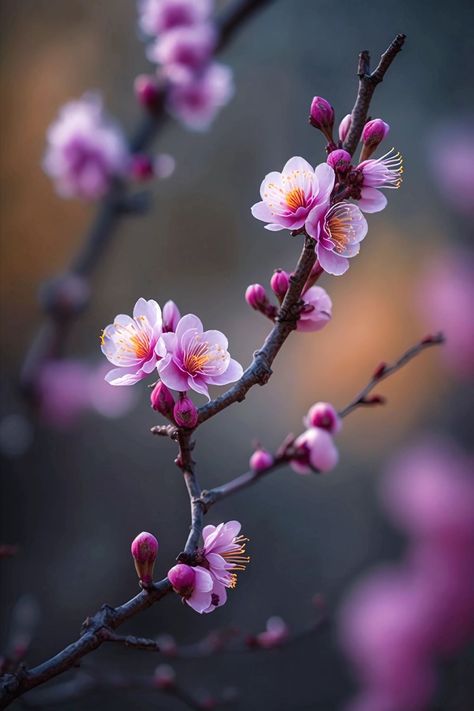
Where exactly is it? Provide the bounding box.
[1,0,473,709]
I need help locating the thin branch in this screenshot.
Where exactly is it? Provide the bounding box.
[338,333,444,418]
[102,632,161,652]
[343,33,406,156]
[20,0,275,398]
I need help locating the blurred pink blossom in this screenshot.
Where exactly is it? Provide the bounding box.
[297,286,332,332]
[148,24,216,83]
[256,616,289,648]
[427,122,474,217]
[167,62,234,130]
[138,0,213,37]
[43,94,129,200]
[291,427,339,474]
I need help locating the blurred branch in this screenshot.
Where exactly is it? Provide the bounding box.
[20,0,274,400]
[343,33,406,155]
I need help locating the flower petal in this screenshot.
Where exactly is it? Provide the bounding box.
[251,201,274,222]
[157,357,189,391]
[358,187,388,213]
[207,358,243,386]
[104,367,142,386]
[317,244,350,276]
[175,314,203,341]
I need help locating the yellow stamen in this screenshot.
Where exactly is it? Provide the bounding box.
[285,187,306,211]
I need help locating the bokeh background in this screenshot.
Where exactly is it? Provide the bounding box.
[1,0,473,709]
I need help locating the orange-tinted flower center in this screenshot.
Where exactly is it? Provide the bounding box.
[285,187,306,211]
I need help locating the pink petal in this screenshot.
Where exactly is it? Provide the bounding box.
[251,201,274,222]
[264,223,285,231]
[176,314,203,340]
[358,187,387,213]
[314,162,335,198]
[187,590,212,614]
[207,358,243,386]
[282,156,314,174]
[201,329,228,351]
[104,367,142,386]
[317,244,349,276]
[194,566,214,593]
[157,357,189,391]
[187,376,210,399]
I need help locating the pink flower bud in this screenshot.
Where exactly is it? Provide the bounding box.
[153,664,176,690]
[249,447,274,473]
[131,532,158,587]
[270,269,290,301]
[173,394,198,428]
[305,402,342,434]
[134,74,162,111]
[338,113,352,143]
[168,563,196,596]
[162,300,181,332]
[309,96,335,140]
[360,119,390,160]
[150,381,175,419]
[327,149,352,173]
[245,283,267,310]
[130,154,154,181]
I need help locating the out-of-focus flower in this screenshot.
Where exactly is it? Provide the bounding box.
[309,96,335,141]
[357,149,403,213]
[153,663,176,690]
[307,202,368,276]
[173,393,198,427]
[157,314,242,399]
[249,447,273,472]
[360,119,390,161]
[154,153,176,179]
[134,74,163,110]
[131,531,159,587]
[427,121,474,217]
[162,300,181,332]
[291,427,339,474]
[338,114,352,143]
[130,154,155,181]
[297,286,332,332]
[304,402,341,434]
[251,158,335,233]
[416,251,474,377]
[167,62,234,131]
[256,616,289,648]
[43,94,129,200]
[138,0,213,37]
[148,24,216,83]
[101,298,165,386]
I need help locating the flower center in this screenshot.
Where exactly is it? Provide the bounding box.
[130,331,151,359]
[184,342,211,375]
[325,204,355,253]
[285,187,306,211]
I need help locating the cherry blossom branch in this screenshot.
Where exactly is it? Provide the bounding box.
[20,0,274,398]
[200,334,444,507]
[343,33,406,156]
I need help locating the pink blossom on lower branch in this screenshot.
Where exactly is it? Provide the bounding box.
[256,616,290,649]
[167,62,234,131]
[291,402,341,473]
[43,94,129,200]
[157,314,243,399]
[297,286,332,332]
[101,298,166,385]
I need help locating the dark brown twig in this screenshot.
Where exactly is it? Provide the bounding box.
[343,34,406,156]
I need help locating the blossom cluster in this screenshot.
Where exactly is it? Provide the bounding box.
[137,0,234,130]
[43,94,174,200]
[251,98,403,275]
[101,298,243,408]
[339,440,474,711]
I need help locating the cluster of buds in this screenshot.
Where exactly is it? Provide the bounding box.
[137,0,234,131]
[245,271,332,333]
[290,402,341,474]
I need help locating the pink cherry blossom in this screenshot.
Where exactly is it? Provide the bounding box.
[291,427,339,474]
[357,148,403,213]
[43,94,129,200]
[297,286,332,332]
[138,0,213,36]
[307,202,368,276]
[157,314,243,398]
[168,563,214,614]
[101,298,165,386]
[148,24,216,84]
[251,157,335,233]
[256,616,289,648]
[167,62,234,131]
[304,402,342,434]
[427,121,474,217]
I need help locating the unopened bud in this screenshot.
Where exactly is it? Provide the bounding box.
[245,283,267,310]
[150,381,175,418]
[249,447,274,473]
[173,394,198,428]
[327,149,352,174]
[364,394,386,406]
[168,563,196,597]
[338,114,352,143]
[153,664,176,690]
[130,154,154,181]
[309,97,335,141]
[162,300,181,332]
[134,74,162,111]
[373,362,387,379]
[360,119,390,160]
[305,402,341,434]
[270,270,290,301]
[131,532,158,587]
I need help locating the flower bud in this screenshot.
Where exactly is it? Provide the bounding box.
[168,563,196,597]
[249,447,274,473]
[150,381,175,419]
[304,402,342,434]
[292,428,339,474]
[153,664,176,690]
[131,532,158,587]
[173,394,198,428]
[134,74,162,111]
[130,154,154,181]
[270,270,290,301]
[162,300,181,332]
[309,97,335,141]
[245,283,267,310]
[360,118,390,160]
[338,113,352,143]
[327,149,352,174]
